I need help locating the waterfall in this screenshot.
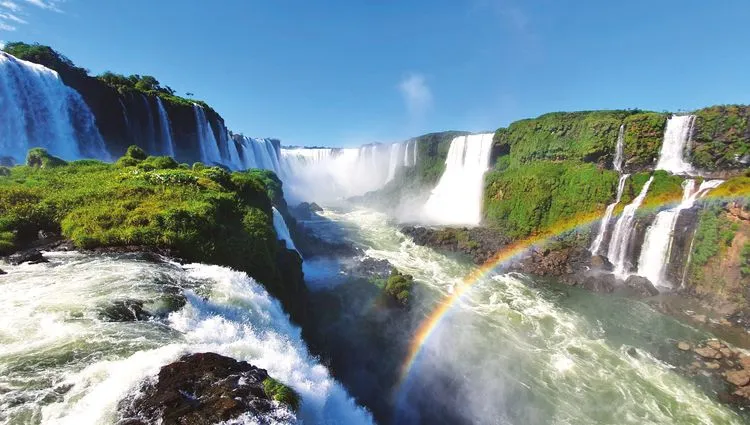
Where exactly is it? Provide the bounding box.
[590,174,630,255]
[272,207,300,256]
[655,115,695,175]
[155,98,175,157]
[613,124,625,173]
[386,143,402,182]
[193,104,222,165]
[607,176,654,278]
[139,94,158,155]
[403,140,412,166]
[423,133,494,226]
[636,179,723,288]
[0,52,108,164]
[227,133,243,170]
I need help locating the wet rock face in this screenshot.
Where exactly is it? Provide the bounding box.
[677,339,750,407]
[118,353,294,425]
[7,249,48,265]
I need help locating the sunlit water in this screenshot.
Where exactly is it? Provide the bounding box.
[308,207,747,425]
[0,252,373,425]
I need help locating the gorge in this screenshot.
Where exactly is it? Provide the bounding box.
[1,42,750,425]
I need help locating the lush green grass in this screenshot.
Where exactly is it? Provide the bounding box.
[0,148,303,310]
[384,268,415,306]
[494,111,632,167]
[483,160,618,238]
[742,242,750,277]
[262,377,300,411]
[691,105,750,170]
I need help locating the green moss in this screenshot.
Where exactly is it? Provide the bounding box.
[137,156,179,171]
[262,377,300,411]
[691,105,750,170]
[496,110,633,167]
[742,242,750,277]
[484,161,618,238]
[384,268,415,306]
[25,148,67,168]
[622,112,668,170]
[642,170,685,208]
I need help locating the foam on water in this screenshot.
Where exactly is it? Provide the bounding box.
[0,253,372,425]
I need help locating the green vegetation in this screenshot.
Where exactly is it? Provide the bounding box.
[0,147,302,314]
[688,203,739,283]
[742,242,750,277]
[483,161,618,238]
[2,42,215,114]
[641,170,685,208]
[494,111,631,167]
[262,377,300,411]
[384,268,415,306]
[691,105,750,170]
[622,112,668,170]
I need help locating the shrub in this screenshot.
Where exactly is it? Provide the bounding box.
[137,156,179,171]
[384,268,415,306]
[26,148,67,168]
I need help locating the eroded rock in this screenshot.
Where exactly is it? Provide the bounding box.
[726,370,750,387]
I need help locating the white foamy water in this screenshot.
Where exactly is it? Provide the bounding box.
[0,52,108,164]
[656,115,695,175]
[636,179,723,288]
[155,97,175,157]
[613,124,625,173]
[310,207,744,425]
[0,252,372,425]
[608,176,654,278]
[423,134,494,225]
[194,104,223,166]
[590,174,629,255]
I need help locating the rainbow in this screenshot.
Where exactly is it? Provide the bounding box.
[397,184,750,388]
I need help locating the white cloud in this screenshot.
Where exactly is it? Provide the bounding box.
[1,1,21,12]
[398,73,433,120]
[23,0,63,12]
[0,0,62,32]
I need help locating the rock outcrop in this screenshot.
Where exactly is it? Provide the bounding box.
[118,352,297,425]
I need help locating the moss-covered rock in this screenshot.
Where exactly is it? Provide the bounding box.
[622,112,668,172]
[383,268,414,307]
[484,161,618,238]
[262,377,300,411]
[691,105,750,171]
[25,148,67,168]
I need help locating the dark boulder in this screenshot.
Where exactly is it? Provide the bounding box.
[0,269,6,275]
[623,275,660,297]
[7,249,48,265]
[118,352,296,425]
[291,202,324,220]
[344,256,393,279]
[98,300,152,322]
[590,255,613,271]
[582,274,616,293]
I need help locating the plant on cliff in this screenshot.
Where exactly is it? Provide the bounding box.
[688,203,738,283]
[691,105,750,170]
[484,161,619,238]
[384,268,415,306]
[622,112,668,170]
[262,377,300,411]
[0,148,305,320]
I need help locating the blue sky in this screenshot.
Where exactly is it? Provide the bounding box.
[1,0,749,147]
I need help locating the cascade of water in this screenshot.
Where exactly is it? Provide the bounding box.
[590,174,630,255]
[139,94,158,155]
[227,133,243,170]
[0,52,107,163]
[193,104,222,165]
[403,140,412,167]
[613,124,625,173]
[272,207,301,256]
[422,134,495,225]
[386,143,402,182]
[607,176,654,278]
[636,179,723,287]
[155,98,175,157]
[656,115,695,175]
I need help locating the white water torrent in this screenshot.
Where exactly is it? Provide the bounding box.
[636,179,723,288]
[590,174,630,255]
[608,176,654,278]
[613,124,625,173]
[655,115,695,175]
[272,207,300,256]
[193,104,222,165]
[0,253,372,424]
[0,52,108,164]
[386,142,403,182]
[422,134,494,225]
[155,98,175,157]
